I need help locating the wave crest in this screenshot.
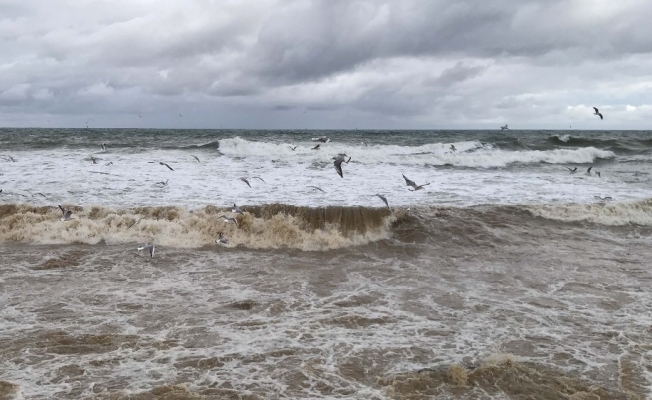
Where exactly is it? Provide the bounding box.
[0,204,396,250]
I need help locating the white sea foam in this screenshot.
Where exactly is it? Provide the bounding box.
[523,199,652,226]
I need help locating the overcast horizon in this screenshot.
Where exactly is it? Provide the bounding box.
[1,0,651,130]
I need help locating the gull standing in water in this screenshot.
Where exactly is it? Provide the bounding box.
[375,194,390,209]
[218,215,240,227]
[239,177,251,188]
[58,205,73,221]
[137,243,156,258]
[593,107,603,120]
[402,174,430,191]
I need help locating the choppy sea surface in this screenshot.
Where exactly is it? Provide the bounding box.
[1,128,651,399]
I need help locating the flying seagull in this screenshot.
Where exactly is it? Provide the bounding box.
[138,114,142,118]
[216,232,228,244]
[596,171,601,178]
[594,196,612,202]
[155,179,169,187]
[239,177,251,188]
[312,137,330,143]
[90,156,98,164]
[587,167,593,175]
[311,144,321,150]
[501,124,509,130]
[4,155,17,162]
[159,162,174,171]
[58,205,73,221]
[450,145,456,152]
[402,174,430,191]
[375,194,390,209]
[334,158,345,178]
[252,176,266,183]
[191,155,200,163]
[308,186,325,192]
[104,162,113,166]
[593,107,603,120]
[566,167,578,174]
[218,215,240,227]
[100,143,107,151]
[232,203,245,215]
[290,145,298,151]
[137,243,156,258]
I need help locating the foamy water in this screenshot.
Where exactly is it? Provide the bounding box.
[1,129,651,399]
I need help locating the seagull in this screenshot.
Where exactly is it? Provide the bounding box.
[137,243,156,258]
[361,142,367,147]
[566,167,578,174]
[155,179,169,187]
[100,143,107,151]
[27,191,46,198]
[332,154,351,163]
[402,174,430,191]
[334,158,345,178]
[450,145,456,152]
[375,194,390,209]
[587,167,593,175]
[252,176,266,183]
[311,144,321,150]
[90,156,98,164]
[290,145,298,151]
[104,162,113,166]
[312,137,330,143]
[308,186,325,192]
[218,215,240,227]
[58,205,73,221]
[179,113,182,117]
[138,114,142,118]
[500,124,509,130]
[216,232,228,244]
[232,203,245,215]
[4,155,16,162]
[159,162,174,171]
[239,177,251,188]
[191,155,200,163]
[594,196,613,202]
[593,107,603,120]
[596,171,601,178]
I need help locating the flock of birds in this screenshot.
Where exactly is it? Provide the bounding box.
[2,109,611,258]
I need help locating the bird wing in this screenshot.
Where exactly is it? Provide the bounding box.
[160,162,174,171]
[192,155,200,162]
[402,174,416,187]
[240,178,251,187]
[253,176,266,183]
[334,159,343,178]
[593,107,599,113]
[588,167,592,173]
[376,194,389,208]
[598,113,603,120]
[58,205,65,215]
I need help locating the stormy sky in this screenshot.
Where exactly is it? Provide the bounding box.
[1,0,651,129]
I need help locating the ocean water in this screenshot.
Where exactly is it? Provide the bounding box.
[1,128,651,399]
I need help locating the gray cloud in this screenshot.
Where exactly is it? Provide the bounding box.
[1,0,652,128]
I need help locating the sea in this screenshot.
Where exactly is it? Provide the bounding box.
[0,128,651,399]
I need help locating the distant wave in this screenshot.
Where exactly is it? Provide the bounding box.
[218,137,615,168]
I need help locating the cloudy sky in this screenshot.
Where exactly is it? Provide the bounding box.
[1,0,651,129]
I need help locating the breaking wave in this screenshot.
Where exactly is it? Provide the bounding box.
[2,199,651,250]
[0,204,396,251]
[218,137,614,168]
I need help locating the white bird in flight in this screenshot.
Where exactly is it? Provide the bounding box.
[58,205,73,221]
[137,243,156,258]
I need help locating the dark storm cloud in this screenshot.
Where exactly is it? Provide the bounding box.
[1,0,652,128]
